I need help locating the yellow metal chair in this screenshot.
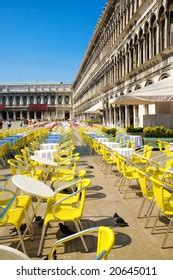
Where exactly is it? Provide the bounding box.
[38,179,91,256]
[150,177,173,248]
[48,226,115,260]
[0,189,32,254]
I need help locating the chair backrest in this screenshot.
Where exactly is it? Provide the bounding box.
[48,226,115,260]
[143,145,153,160]
[136,169,153,198]
[8,159,24,175]
[150,177,171,211]
[96,226,115,260]
[0,191,16,221]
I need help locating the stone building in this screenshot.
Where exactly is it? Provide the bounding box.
[0,83,72,121]
[73,0,173,127]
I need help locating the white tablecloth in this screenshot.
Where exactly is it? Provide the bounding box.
[96,137,109,143]
[104,142,120,149]
[40,143,59,150]
[112,147,133,158]
[127,135,143,148]
[34,149,58,161]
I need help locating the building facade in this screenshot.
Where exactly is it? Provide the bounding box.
[0,83,72,121]
[73,0,173,127]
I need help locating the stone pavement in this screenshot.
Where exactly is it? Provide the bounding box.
[0,128,173,260]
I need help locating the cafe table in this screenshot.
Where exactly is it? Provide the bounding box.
[34,149,58,161]
[112,147,133,158]
[12,174,54,249]
[30,155,58,182]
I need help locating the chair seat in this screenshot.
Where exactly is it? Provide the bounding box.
[44,205,82,225]
[0,208,25,229]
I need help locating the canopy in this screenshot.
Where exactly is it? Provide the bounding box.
[111,77,173,105]
[84,102,103,114]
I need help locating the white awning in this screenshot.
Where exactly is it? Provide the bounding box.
[111,77,173,106]
[84,102,103,114]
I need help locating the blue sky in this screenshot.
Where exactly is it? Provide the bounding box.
[0,0,106,83]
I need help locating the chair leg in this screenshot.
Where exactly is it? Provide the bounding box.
[37,224,48,256]
[74,220,88,253]
[123,180,131,198]
[17,228,26,254]
[162,217,173,249]
[151,209,161,234]
[137,197,146,218]
[145,200,156,229]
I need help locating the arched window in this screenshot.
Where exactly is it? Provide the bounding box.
[159,73,169,80]
[37,96,41,104]
[134,85,141,91]
[144,22,150,61]
[168,0,173,45]
[150,15,157,56]
[23,96,27,105]
[2,97,6,105]
[58,95,62,104]
[134,35,138,68]
[9,96,13,106]
[16,96,20,106]
[126,44,130,73]
[51,96,55,105]
[44,96,48,104]
[145,80,153,87]
[158,7,165,51]
[139,29,144,64]
[30,96,34,104]
[65,96,69,104]
[130,39,134,71]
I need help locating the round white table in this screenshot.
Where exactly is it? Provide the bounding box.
[12,175,54,198]
[0,245,30,260]
[40,143,59,150]
[112,147,133,158]
[30,155,58,182]
[30,155,58,167]
[96,137,109,143]
[34,149,58,161]
[12,175,55,249]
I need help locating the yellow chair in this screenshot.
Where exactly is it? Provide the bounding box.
[117,155,139,198]
[150,177,173,248]
[0,190,32,254]
[48,226,115,260]
[38,179,91,256]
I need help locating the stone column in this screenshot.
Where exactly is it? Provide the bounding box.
[34,111,36,119]
[20,111,22,119]
[125,106,128,128]
[6,97,9,105]
[6,111,9,120]
[41,95,44,104]
[20,97,23,106]
[27,111,29,120]
[143,35,146,63]
[114,106,116,126]
[133,105,139,127]
[156,22,159,54]
[119,107,122,127]
[138,39,141,65]
[27,96,30,105]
